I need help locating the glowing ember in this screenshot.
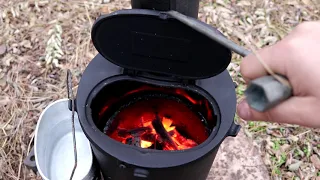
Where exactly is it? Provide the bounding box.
[140,140,153,148]
[104,97,209,151]
[117,115,198,150]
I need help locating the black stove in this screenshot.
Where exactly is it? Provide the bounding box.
[75,0,241,179]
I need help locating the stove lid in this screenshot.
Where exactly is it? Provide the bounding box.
[91,9,232,79]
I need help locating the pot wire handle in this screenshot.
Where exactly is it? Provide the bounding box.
[67,69,77,180]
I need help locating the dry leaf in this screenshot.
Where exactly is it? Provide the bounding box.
[285,153,293,167]
[289,161,302,171]
[100,6,110,14]
[0,79,6,87]
[289,135,299,142]
[3,54,14,66]
[266,128,282,137]
[20,40,32,49]
[0,96,10,106]
[313,147,320,157]
[286,0,299,5]
[0,123,14,131]
[237,1,251,6]
[302,0,313,6]
[216,0,227,6]
[12,47,21,55]
[310,155,320,169]
[280,144,291,152]
[283,172,295,179]
[0,44,7,56]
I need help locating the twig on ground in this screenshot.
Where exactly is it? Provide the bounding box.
[296,130,312,137]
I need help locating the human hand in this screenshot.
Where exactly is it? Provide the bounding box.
[237,21,320,128]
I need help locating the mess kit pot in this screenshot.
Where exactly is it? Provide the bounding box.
[33,99,97,180]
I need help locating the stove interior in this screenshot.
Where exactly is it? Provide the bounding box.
[90,80,218,151]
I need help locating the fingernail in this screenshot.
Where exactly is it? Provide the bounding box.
[237,99,252,120]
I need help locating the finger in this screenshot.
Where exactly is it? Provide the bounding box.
[240,41,290,83]
[237,96,320,128]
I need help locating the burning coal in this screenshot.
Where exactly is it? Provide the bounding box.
[103,94,210,151]
[117,114,198,150]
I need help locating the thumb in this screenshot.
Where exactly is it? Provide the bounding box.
[237,96,320,128]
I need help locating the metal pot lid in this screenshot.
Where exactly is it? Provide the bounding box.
[91,9,232,80]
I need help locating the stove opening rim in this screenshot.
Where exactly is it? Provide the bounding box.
[86,75,221,152]
[83,75,226,167]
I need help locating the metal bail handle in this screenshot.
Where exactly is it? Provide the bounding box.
[164,11,293,112]
[67,70,78,180]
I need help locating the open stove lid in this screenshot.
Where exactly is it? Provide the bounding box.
[91,9,232,79]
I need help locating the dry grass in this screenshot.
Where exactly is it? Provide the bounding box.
[0,0,319,179]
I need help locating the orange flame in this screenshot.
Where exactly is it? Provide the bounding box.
[140,140,153,148]
[127,116,198,150]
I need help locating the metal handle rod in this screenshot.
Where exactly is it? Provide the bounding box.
[67,70,77,180]
[165,11,292,112]
[166,10,251,57]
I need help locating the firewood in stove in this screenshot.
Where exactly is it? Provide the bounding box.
[118,127,151,138]
[152,114,178,150]
[168,131,175,136]
[126,137,133,145]
[141,133,156,142]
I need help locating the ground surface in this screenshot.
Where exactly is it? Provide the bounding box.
[0,0,320,179]
[209,129,270,180]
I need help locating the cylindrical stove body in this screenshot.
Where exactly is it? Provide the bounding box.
[76,4,240,180]
[91,144,220,180]
[76,54,240,180]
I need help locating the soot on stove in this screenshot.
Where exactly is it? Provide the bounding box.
[91,80,217,151]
